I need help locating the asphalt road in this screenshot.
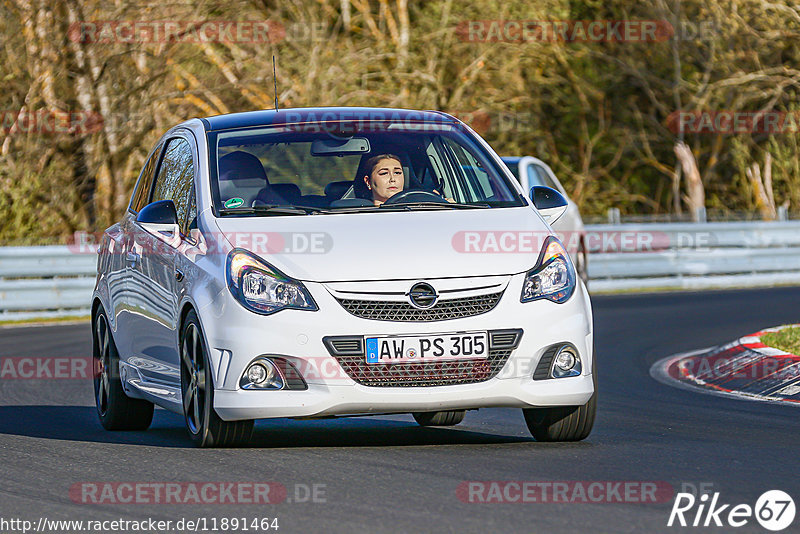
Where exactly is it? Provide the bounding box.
[1,287,799,533]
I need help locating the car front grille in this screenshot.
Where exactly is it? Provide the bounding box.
[322,329,522,387]
[336,292,503,322]
[330,349,513,387]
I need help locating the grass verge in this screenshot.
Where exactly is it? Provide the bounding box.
[0,315,90,327]
[761,326,800,355]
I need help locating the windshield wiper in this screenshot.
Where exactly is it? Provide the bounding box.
[219,205,324,216]
[379,202,491,210]
[330,202,491,213]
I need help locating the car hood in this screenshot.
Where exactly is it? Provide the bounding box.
[212,207,552,282]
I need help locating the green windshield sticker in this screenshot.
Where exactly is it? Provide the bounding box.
[224,197,244,209]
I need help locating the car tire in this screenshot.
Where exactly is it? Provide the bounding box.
[522,346,597,442]
[93,307,154,431]
[412,410,466,427]
[180,310,254,447]
[523,394,596,442]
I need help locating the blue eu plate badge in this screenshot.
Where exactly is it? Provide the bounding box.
[366,338,379,363]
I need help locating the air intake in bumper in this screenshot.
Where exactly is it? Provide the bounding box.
[322,329,522,387]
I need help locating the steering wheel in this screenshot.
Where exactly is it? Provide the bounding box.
[382,189,449,205]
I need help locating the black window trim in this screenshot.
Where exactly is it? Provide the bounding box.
[132,129,201,244]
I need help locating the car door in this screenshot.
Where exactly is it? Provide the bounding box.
[113,141,163,359]
[128,133,196,385]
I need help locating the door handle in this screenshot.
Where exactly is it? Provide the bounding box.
[126,251,140,266]
[174,268,184,282]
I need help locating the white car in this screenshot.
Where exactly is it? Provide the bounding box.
[92,108,596,447]
[502,156,588,284]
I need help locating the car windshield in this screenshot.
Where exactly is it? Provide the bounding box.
[209,121,524,215]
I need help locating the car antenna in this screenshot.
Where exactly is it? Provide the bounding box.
[272,56,279,111]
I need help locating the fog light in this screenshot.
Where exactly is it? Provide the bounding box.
[551,346,582,378]
[241,358,285,390]
[247,363,270,385]
[554,351,576,371]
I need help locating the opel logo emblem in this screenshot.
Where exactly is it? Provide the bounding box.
[408,282,438,309]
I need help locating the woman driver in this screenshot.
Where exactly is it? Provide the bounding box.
[362,154,404,206]
[362,153,453,206]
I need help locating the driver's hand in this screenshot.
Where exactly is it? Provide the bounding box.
[433,189,456,203]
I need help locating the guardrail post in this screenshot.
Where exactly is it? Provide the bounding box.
[607,208,621,225]
[694,207,707,223]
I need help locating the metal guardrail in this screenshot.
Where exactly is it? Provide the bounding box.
[0,246,97,278]
[0,247,96,320]
[585,221,800,292]
[1,220,800,319]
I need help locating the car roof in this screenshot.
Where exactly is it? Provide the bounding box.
[201,107,459,132]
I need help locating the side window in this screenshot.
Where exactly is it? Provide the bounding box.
[439,137,496,201]
[459,154,494,199]
[129,141,164,212]
[151,137,196,234]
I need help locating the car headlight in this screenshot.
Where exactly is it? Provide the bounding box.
[227,249,318,314]
[520,236,576,304]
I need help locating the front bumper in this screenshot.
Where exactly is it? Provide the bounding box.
[198,274,594,421]
[214,374,594,420]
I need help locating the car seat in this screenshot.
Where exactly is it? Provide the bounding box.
[218,151,274,206]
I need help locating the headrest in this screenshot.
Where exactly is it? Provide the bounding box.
[271,183,301,202]
[324,180,352,199]
[219,151,269,185]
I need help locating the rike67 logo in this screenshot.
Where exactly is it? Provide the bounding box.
[668,490,795,531]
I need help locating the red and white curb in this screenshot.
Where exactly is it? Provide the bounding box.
[739,326,797,357]
[650,325,800,405]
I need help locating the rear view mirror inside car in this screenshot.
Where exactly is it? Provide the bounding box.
[310,137,370,156]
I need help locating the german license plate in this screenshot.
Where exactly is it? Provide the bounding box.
[365,332,488,364]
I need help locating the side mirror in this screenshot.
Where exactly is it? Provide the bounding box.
[137,200,179,239]
[530,186,568,224]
